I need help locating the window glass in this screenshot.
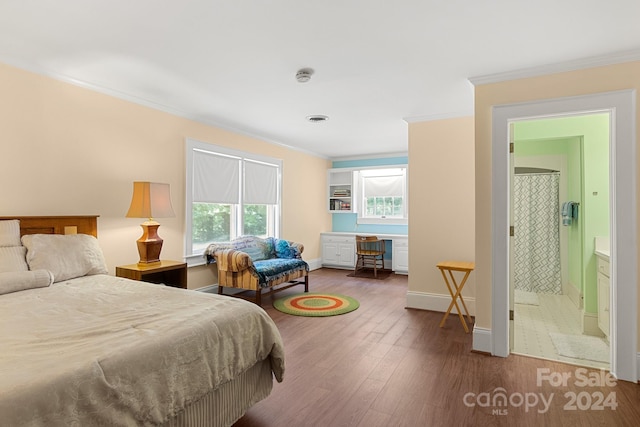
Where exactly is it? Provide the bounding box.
[192,203,232,253]
[243,204,268,237]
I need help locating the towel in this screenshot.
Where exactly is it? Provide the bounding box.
[562,202,572,226]
[561,202,579,226]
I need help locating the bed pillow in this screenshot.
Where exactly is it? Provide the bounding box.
[22,234,108,282]
[0,219,21,247]
[0,246,29,272]
[0,269,54,295]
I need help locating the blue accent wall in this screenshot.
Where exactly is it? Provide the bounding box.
[331,156,409,239]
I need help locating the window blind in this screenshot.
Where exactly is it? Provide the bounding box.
[193,150,240,203]
[244,160,278,204]
[363,175,404,197]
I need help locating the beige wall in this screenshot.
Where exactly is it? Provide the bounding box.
[408,116,475,300]
[474,61,640,347]
[0,62,331,289]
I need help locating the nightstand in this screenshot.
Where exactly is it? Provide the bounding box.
[116,260,188,289]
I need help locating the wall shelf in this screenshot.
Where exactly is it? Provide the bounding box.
[328,169,354,213]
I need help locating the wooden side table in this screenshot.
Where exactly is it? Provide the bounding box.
[437,260,475,333]
[116,260,188,289]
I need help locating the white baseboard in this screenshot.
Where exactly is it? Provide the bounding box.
[582,311,605,337]
[195,284,218,293]
[196,284,248,296]
[406,291,475,315]
[306,257,323,271]
[637,352,640,382]
[472,326,492,354]
[566,282,583,309]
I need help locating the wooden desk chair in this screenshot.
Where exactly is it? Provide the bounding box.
[354,235,385,278]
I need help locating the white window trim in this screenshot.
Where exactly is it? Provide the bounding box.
[185,138,282,267]
[355,165,408,225]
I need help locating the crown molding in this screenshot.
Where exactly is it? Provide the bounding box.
[468,48,640,86]
[404,110,474,123]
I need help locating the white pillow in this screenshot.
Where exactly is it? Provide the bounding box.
[0,246,29,272]
[0,270,54,295]
[0,220,21,247]
[22,234,108,282]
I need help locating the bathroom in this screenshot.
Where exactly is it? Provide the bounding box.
[510,113,610,369]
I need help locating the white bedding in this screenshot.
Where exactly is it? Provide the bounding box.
[0,274,285,426]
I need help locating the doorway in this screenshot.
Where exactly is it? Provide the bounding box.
[509,114,611,370]
[490,90,637,382]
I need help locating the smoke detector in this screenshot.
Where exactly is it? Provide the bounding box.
[306,114,329,123]
[296,68,314,83]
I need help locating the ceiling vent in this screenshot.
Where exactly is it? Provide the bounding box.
[296,68,314,83]
[306,114,329,123]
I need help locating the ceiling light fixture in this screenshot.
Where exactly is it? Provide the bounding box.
[306,114,329,123]
[296,67,314,83]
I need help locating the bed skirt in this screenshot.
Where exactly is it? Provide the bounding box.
[164,358,274,427]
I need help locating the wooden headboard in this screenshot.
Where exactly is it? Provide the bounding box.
[0,216,99,237]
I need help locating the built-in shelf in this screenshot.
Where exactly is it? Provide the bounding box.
[328,169,353,213]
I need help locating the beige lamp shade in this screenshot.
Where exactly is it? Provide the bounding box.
[126,182,175,219]
[126,182,175,265]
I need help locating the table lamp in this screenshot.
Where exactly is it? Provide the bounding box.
[126,182,175,265]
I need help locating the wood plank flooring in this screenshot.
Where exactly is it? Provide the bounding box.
[233,268,639,427]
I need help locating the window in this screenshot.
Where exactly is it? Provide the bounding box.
[357,167,407,225]
[185,139,281,265]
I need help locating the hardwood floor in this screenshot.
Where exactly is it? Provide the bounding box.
[234,268,639,427]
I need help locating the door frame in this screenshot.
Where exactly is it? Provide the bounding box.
[491,90,637,382]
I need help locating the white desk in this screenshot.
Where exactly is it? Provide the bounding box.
[320,232,408,273]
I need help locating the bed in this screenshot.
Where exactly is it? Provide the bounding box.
[0,216,285,427]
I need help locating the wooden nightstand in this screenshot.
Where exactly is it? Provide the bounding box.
[116,260,188,289]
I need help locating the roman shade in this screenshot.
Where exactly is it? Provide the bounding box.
[193,150,240,204]
[244,160,278,204]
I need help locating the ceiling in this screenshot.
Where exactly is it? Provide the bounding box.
[2,1,640,159]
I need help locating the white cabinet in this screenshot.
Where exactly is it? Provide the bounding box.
[597,256,610,338]
[321,235,355,268]
[321,233,409,274]
[328,169,354,213]
[392,238,409,274]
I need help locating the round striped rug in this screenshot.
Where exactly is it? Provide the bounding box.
[273,293,359,317]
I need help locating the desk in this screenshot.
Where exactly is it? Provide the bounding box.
[320,232,408,273]
[437,261,474,333]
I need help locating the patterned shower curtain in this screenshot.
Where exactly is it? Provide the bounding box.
[513,172,562,294]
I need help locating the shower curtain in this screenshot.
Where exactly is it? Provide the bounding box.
[513,172,562,294]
